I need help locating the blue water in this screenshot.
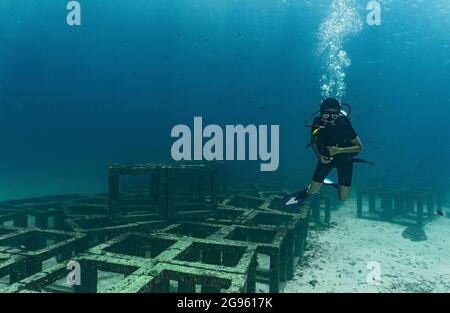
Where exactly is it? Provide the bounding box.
[0,0,449,199]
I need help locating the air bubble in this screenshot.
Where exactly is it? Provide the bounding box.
[317,0,362,100]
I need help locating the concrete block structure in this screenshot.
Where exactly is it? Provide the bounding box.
[356,187,443,226]
[0,162,316,293]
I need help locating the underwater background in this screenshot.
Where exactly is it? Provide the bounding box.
[0,0,449,200]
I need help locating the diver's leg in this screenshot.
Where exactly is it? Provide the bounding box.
[338,185,351,202]
[308,181,323,195]
[292,161,331,203]
[302,161,333,198]
[336,157,354,202]
[292,180,322,204]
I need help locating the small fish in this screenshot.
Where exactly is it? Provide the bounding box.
[238,33,242,36]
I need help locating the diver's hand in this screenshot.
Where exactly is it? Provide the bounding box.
[327,146,342,157]
[319,155,332,164]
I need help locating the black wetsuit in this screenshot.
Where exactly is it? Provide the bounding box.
[311,115,358,187]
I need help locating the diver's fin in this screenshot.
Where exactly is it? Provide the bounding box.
[283,190,310,209]
[353,158,376,166]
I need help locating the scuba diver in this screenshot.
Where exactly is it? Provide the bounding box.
[284,97,372,208]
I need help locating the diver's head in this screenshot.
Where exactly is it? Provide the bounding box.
[320,98,342,125]
[320,98,341,115]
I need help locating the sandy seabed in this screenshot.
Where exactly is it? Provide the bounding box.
[284,198,450,293]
